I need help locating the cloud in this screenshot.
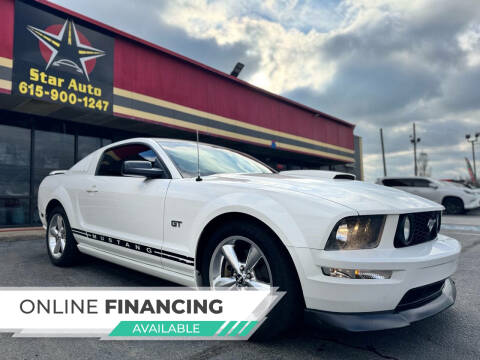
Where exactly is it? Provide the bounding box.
[47,0,261,77]
[50,0,480,182]
[157,0,341,93]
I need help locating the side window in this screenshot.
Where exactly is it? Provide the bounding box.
[401,179,415,187]
[96,144,167,177]
[383,179,410,187]
[411,179,430,188]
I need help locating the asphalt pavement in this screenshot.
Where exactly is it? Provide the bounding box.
[0,217,479,360]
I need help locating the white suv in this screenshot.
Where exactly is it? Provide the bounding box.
[377,176,480,214]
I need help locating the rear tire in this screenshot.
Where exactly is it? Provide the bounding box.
[46,206,81,267]
[200,220,304,340]
[442,197,464,215]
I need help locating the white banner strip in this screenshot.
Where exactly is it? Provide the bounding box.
[0,288,282,340]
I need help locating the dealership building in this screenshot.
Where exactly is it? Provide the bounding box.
[0,0,361,228]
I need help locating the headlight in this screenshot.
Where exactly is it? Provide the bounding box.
[325,216,385,250]
[464,190,474,195]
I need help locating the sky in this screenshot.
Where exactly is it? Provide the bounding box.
[50,0,480,182]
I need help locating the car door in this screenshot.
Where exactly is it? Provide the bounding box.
[77,142,171,267]
[411,179,441,203]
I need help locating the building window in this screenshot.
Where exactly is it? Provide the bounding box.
[78,135,102,161]
[0,125,31,226]
[33,130,75,223]
[0,115,115,227]
[78,136,112,161]
[0,198,30,226]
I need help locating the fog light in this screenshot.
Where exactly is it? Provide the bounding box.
[322,267,392,279]
[403,216,411,241]
[436,212,441,232]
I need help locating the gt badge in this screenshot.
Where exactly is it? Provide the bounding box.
[171,220,183,228]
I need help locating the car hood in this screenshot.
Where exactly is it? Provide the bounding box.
[206,173,443,215]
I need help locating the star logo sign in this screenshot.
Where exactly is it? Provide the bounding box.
[27,19,106,81]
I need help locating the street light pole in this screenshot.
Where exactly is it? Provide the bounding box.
[466,132,479,184]
[380,128,387,176]
[474,142,477,183]
[410,123,421,176]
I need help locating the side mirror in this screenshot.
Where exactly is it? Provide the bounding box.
[429,183,438,190]
[122,160,164,179]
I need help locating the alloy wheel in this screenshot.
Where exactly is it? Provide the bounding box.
[209,236,272,290]
[48,214,67,259]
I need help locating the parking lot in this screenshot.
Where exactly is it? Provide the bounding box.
[0,213,479,360]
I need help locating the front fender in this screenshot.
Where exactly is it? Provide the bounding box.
[163,179,356,265]
[190,191,307,250]
[185,187,355,254]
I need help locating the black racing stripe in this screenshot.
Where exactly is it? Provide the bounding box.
[72,228,194,266]
[0,65,11,81]
[113,94,354,160]
[161,254,194,266]
[71,228,87,235]
[161,248,194,262]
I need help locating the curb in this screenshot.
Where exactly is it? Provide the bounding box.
[0,230,45,241]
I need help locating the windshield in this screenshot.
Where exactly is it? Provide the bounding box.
[158,140,273,178]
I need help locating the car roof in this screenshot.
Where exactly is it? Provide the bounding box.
[128,137,224,147]
[105,137,225,148]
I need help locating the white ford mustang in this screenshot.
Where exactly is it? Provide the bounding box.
[38,138,460,337]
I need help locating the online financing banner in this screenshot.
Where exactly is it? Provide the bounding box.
[0,288,282,340]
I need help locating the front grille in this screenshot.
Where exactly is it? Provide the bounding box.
[396,280,445,311]
[394,211,440,248]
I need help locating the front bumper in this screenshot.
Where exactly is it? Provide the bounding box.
[464,196,480,210]
[289,234,460,313]
[305,278,456,331]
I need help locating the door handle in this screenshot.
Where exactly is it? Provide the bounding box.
[86,186,98,193]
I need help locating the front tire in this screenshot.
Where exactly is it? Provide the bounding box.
[200,220,303,340]
[443,197,464,215]
[46,206,80,266]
